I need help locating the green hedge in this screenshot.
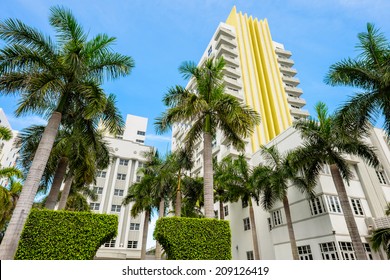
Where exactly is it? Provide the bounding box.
[15,209,117,260]
[154,217,231,260]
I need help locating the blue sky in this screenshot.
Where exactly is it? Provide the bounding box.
[1,0,389,153]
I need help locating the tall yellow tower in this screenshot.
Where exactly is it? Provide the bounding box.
[172,7,308,168]
[227,7,292,148]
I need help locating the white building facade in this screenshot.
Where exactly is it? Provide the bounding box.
[0,108,19,186]
[91,114,153,259]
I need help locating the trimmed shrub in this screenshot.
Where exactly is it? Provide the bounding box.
[15,209,117,260]
[154,217,231,260]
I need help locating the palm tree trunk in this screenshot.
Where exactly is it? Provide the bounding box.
[175,169,182,217]
[330,164,367,260]
[249,199,260,259]
[57,175,73,210]
[155,198,165,260]
[0,111,61,260]
[219,200,225,220]
[141,209,150,260]
[203,131,214,218]
[45,157,68,209]
[283,196,299,260]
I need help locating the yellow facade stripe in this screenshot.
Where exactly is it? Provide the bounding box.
[248,17,274,142]
[225,7,293,148]
[263,19,292,128]
[240,13,261,151]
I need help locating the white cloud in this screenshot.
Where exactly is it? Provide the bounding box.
[145,134,171,142]
[7,115,47,131]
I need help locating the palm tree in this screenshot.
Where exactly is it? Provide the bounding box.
[180,176,204,218]
[18,116,112,210]
[122,176,157,260]
[0,126,12,141]
[256,145,315,260]
[371,228,390,259]
[155,57,260,218]
[294,102,379,260]
[325,23,390,134]
[0,171,23,231]
[167,147,194,217]
[122,149,171,260]
[370,203,390,259]
[223,155,262,259]
[213,156,234,220]
[0,6,132,259]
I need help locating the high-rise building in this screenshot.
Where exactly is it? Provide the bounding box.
[172,6,308,156]
[171,7,390,260]
[89,114,153,260]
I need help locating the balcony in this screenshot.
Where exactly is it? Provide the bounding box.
[215,34,237,49]
[223,66,241,78]
[223,76,242,90]
[287,96,306,106]
[277,57,294,67]
[217,53,240,67]
[284,86,303,97]
[215,26,235,41]
[216,44,238,58]
[279,66,297,76]
[282,75,300,86]
[226,87,244,101]
[290,108,310,117]
[275,47,292,58]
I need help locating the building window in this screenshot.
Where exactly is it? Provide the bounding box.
[271,210,283,226]
[136,139,144,143]
[114,189,124,196]
[208,45,212,56]
[224,205,229,217]
[137,131,145,136]
[104,239,116,248]
[339,241,356,260]
[320,164,330,175]
[267,218,272,231]
[350,198,364,216]
[93,187,103,195]
[138,162,145,169]
[136,175,141,182]
[214,210,219,219]
[325,195,342,213]
[319,242,339,260]
[97,171,106,178]
[298,245,313,260]
[309,196,325,216]
[242,199,248,208]
[364,243,373,260]
[127,241,138,249]
[376,170,388,185]
[111,205,121,213]
[243,217,251,231]
[117,173,126,180]
[119,158,129,166]
[90,203,100,211]
[130,223,140,230]
[246,251,254,260]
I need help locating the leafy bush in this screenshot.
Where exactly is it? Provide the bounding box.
[15,209,117,260]
[154,217,231,260]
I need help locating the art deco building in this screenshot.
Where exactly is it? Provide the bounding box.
[171,7,390,260]
[89,114,153,259]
